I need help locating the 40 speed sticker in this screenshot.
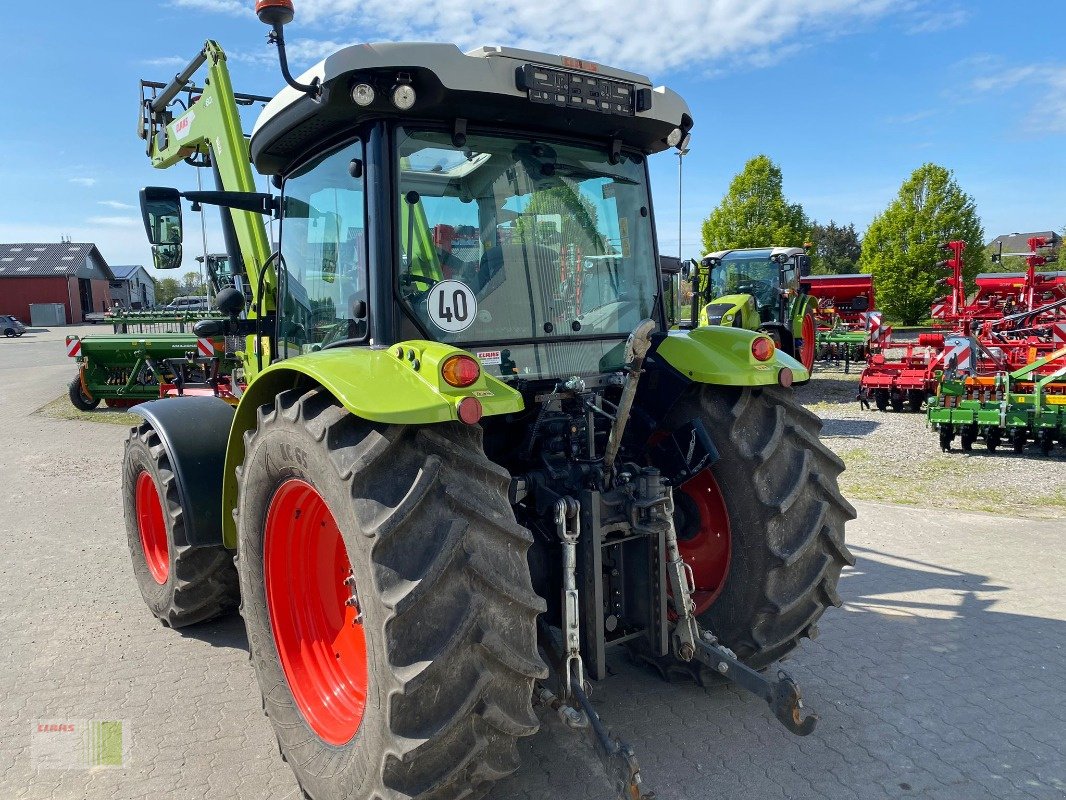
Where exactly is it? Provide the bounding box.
[428,280,477,333]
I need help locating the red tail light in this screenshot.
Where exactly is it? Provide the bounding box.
[441,354,480,388]
[457,396,483,425]
[778,367,794,387]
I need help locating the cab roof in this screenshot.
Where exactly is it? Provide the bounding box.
[250,42,691,175]
[703,247,807,261]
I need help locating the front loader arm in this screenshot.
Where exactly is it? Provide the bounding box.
[139,41,276,313]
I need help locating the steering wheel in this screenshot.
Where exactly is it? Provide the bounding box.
[734,279,775,304]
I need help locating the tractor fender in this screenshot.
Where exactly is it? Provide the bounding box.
[132,397,235,548]
[219,343,525,548]
[651,326,807,387]
[791,294,818,337]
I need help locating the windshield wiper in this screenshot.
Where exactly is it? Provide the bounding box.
[550,164,638,185]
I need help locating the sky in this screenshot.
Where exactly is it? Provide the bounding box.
[1,0,1063,278]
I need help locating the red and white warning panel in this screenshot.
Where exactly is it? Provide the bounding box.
[196,338,216,358]
[65,336,81,358]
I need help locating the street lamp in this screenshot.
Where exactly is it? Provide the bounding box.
[677,147,690,261]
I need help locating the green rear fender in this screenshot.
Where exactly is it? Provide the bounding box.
[220,340,524,547]
[654,326,808,387]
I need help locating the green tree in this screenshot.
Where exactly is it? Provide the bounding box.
[181,271,204,295]
[701,155,810,253]
[859,163,986,324]
[809,220,862,274]
[155,277,181,306]
[514,185,603,253]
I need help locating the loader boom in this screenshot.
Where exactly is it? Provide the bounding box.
[139,41,276,318]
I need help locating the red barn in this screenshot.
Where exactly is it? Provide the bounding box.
[0,243,115,324]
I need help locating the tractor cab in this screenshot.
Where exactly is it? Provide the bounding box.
[693,246,818,371]
[248,43,692,378]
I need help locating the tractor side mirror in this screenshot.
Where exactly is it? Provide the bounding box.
[798,255,812,277]
[140,187,183,246]
[680,259,697,280]
[151,244,182,270]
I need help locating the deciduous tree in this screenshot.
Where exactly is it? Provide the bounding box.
[701,155,810,253]
[859,163,986,324]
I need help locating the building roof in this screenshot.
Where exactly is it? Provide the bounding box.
[0,243,114,280]
[111,264,154,283]
[988,231,1061,254]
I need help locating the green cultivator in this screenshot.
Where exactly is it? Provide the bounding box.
[928,346,1066,455]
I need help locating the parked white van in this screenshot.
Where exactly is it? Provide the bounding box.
[165,296,211,312]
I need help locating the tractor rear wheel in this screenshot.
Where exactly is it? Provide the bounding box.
[122,422,239,627]
[236,389,546,800]
[664,385,855,671]
[68,375,100,411]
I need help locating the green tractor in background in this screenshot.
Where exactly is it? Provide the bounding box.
[689,246,819,373]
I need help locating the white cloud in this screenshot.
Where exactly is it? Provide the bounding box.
[69,177,97,187]
[172,0,246,14]
[98,200,135,210]
[86,216,141,227]
[907,7,967,34]
[884,109,935,125]
[970,62,1066,134]
[142,55,190,68]
[203,0,950,76]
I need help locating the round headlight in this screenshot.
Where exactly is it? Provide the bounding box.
[351,83,375,107]
[665,127,683,148]
[391,83,416,111]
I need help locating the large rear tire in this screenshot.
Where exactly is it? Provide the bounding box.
[236,389,546,800]
[668,385,855,670]
[122,422,239,627]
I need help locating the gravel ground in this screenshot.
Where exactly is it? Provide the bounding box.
[798,366,1066,519]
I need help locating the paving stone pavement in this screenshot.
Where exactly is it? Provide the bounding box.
[0,334,1063,800]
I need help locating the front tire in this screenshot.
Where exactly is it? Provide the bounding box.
[236,389,546,800]
[122,422,239,627]
[668,385,855,669]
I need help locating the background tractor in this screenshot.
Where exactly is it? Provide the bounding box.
[119,3,854,798]
[689,246,819,372]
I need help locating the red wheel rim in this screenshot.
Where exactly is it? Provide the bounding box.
[264,479,368,746]
[135,471,169,585]
[675,469,732,615]
[800,314,816,371]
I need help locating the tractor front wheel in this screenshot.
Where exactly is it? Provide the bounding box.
[122,422,239,627]
[236,389,546,800]
[68,374,100,411]
[665,385,855,670]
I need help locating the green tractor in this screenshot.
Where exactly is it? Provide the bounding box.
[120,3,853,798]
[689,246,819,373]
